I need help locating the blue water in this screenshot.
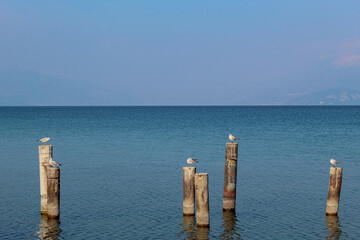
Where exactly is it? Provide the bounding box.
[0,106,359,239]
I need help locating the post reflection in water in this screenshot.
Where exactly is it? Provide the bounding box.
[325,216,342,240]
[36,215,62,240]
[196,226,210,240]
[178,215,196,239]
[220,211,241,239]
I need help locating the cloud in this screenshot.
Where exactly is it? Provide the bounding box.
[333,55,360,67]
[330,39,360,67]
[319,54,332,60]
[340,39,360,50]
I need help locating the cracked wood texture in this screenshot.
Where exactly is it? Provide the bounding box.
[47,167,60,219]
[39,145,53,214]
[195,173,209,227]
[223,143,238,211]
[183,167,196,216]
[326,167,342,216]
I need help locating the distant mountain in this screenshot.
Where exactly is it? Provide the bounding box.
[0,67,134,106]
[283,88,360,105]
[2,67,359,106]
[0,67,84,105]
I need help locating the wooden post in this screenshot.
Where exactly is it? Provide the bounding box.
[223,143,238,211]
[326,167,343,216]
[47,166,60,219]
[39,145,53,214]
[183,167,196,216]
[195,173,209,227]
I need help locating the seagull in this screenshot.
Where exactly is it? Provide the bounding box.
[37,137,50,144]
[229,134,239,142]
[187,158,198,165]
[49,158,62,167]
[330,159,341,166]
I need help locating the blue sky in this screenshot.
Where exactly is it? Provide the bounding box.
[1,1,360,105]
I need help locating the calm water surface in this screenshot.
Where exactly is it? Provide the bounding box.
[0,106,359,239]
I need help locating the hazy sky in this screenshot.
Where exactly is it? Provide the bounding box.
[1,1,360,105]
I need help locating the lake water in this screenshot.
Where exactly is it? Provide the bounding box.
[0,106,359,239]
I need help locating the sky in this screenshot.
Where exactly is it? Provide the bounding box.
[0,1,360,105]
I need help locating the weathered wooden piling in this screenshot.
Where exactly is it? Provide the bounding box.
[326,167,343,216]
[195,173,209,227]
[183,167,196,216]
[39,145,53,214]
[47,167,60,219]
[223,143,238,211]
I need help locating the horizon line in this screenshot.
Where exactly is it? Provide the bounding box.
[1,104,360,107]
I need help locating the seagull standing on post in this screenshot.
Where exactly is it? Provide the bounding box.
[330,159,341,166]
[229,134,239,142]
[37,137,50,145]
[49,158,62,167]
[187,158,198,165]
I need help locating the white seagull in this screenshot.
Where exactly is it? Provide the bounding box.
[229,134,239,142]
[187,158,198,165]
[49,158,62,167]
[330,159,341,166]
[37,137,50,144]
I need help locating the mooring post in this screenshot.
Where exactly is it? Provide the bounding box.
[223,142,238,211]
[326,167,343,216]
[39,145,53,214]
[183,167,196,216]
[195,173,209,227]
[47,166,60,219]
